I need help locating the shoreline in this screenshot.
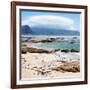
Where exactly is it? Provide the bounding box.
[21,35,80,52]
[21,36,80,80]
[21,51,80,80]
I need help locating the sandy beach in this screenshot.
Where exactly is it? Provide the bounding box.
[21,51,80,80]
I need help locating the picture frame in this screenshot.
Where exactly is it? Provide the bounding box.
[11,1,88,89]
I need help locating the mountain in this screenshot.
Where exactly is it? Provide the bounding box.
[21,25,80,36]
[21,25,34,35]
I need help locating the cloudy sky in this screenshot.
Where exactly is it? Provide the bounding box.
[21,10,80,31]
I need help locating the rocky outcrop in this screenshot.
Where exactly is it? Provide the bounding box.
[21,46,79,54]
[60,61,80,72]
[27,47,50,53]
[61,49,69,53]
[61,49,79,53]
[30,38,53,43]
[52,61,80,72]
[21,47,50,53]
[70,49,79,52]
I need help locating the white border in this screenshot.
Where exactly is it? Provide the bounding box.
[16,6,85,85]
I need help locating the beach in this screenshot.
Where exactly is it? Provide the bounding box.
[20,36,80,80]
[21,51,80,80]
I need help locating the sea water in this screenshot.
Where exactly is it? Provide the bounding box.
[21,35,80,51]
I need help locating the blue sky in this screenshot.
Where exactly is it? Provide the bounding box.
[21,10,80,31]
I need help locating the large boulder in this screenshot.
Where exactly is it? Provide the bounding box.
[60,61,80,72]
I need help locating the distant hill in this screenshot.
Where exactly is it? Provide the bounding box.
[21,25,80,36]
[21,25,34,35]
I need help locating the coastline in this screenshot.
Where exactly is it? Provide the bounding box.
[21,51,80,80]
[21,36,80,80]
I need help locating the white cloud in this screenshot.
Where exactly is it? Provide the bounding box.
[22,15,77,31]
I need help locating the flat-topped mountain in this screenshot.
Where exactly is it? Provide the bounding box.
[21,25,80,36]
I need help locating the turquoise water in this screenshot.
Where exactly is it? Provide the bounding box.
[22,35,80,51]
[31,42,80,51]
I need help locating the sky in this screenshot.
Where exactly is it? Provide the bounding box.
[21,10,81,31]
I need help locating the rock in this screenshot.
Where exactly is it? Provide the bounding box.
[40,39,52,43]
[54,49,61,52]
[51,49,61,53]
[61,49,69,53]
[21,47,27,54]
[61,49,79,53]
[60,61,80,72]
[27,47,50,53]
[70,49,79,52]
[30,38,53,43]
[49,38,56,41]
[21,46,51,53]
[52,61,80,72]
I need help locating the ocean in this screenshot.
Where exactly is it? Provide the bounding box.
[21,35,80,51]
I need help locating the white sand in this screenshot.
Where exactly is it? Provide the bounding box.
[21,52,80,80]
